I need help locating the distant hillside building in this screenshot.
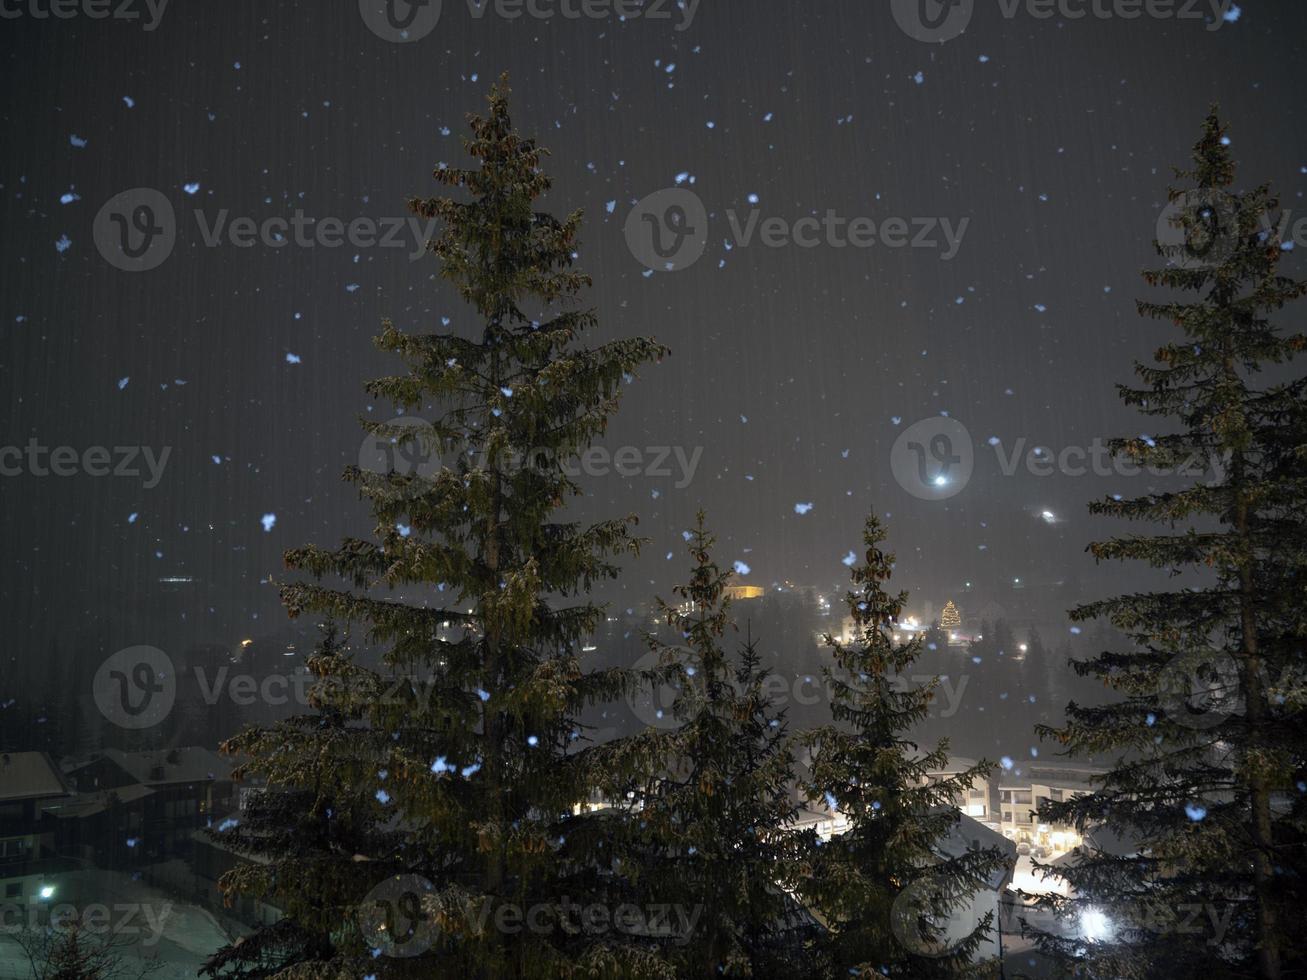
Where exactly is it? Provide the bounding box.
[723,584,764,601]
[57,747,234,866]
[0,751,74,907]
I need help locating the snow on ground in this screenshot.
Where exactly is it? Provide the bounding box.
[0,868,235,980]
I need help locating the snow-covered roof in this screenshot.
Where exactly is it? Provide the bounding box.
[0,751,71,802]
[45,783,155,819]
[935,812,1017,892]
[98,747,234,786]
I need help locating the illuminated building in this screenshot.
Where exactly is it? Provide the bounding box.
[723,585,764,601]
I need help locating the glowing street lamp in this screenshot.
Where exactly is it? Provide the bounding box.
[1080,907,1114,942]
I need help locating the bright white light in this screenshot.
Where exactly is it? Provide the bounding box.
[1019,643,1029,653]
[933,475,948,487]
[1081,907,1113,942]
[39,885,55,900]
[1041,510,1056,523]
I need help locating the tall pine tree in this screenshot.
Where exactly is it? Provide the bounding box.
[209,76,672,979]
[799,514,1007,977]
[599,512,814,977]
[1031,110,1307,980]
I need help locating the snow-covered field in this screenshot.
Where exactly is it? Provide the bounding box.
[0,868,235,980]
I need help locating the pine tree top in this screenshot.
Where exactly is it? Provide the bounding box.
[215,78,679,979]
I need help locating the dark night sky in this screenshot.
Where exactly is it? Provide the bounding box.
[3,0,1305,669]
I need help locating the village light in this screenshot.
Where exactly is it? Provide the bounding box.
[1080,907,1113,942]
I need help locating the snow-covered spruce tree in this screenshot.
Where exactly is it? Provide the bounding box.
[1030,111,1307,980]
[212,77,673,979]
[599,512,815,976]
[202,623,388,979]
[799,515,1007,978]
